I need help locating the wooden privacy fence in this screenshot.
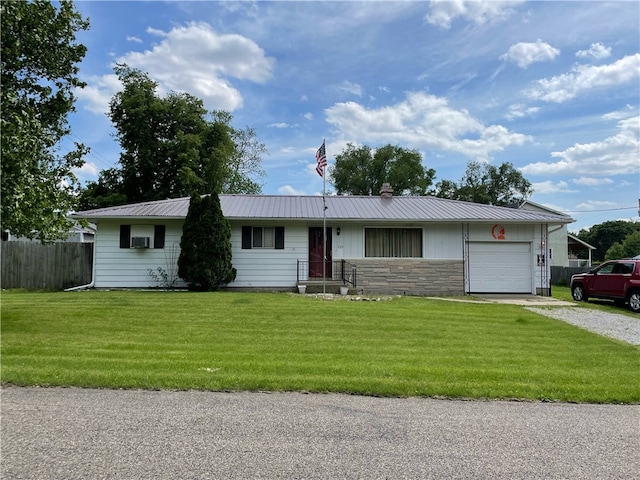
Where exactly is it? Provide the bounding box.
[1,242,93,290]
[550,266,590,286]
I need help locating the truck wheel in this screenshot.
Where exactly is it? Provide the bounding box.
[628,291,640,313]
[572,284,588,302]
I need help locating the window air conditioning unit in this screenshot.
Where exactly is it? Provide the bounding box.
[131,236,150,248]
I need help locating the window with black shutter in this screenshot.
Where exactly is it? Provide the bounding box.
[120,225,131,248]
[242,226,252,249]
[154,225,165,249]
[275,226,284,249]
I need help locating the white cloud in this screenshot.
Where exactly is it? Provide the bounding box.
[602,105,636,121]
[79,22,274,114]
[531,180,575,194]
[425,0,523,29]
[75,74,122,114]
[575,200,617,210]
[521,116,640,176]
[269,123,289,128]
[277,185,306,195]
[72,162,100,180]
[303,113,313,120]
[305,162,323,178]
[527,53,640,103]
[575,42,611,60]
[500,40,560,68]
[143,23,273,82]
[325,91,530,160]
[336,80,362,97]
[126,35,143,43]
[505,103,540,120]
[573,177,614,187]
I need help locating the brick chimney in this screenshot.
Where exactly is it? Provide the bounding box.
[380,183,393,198]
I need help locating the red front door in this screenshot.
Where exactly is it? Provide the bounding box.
[309,227,332,278]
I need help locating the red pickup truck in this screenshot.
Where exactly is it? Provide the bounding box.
[571,259,640,313]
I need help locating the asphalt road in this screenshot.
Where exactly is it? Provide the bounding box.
[2,386,638,479]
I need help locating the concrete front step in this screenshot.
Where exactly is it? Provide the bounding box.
[298,282,352,295]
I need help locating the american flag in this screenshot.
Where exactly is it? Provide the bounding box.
[315,140,327,177]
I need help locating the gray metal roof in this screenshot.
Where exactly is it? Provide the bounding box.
[74,195,574,224]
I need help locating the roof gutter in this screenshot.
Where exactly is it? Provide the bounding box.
[64,243,96,292]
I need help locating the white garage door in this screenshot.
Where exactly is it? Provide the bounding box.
[468,242,532,293]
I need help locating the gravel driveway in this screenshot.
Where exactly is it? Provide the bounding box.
[525,306,640,345]
[2,386,639,480]
[444,294,640,346]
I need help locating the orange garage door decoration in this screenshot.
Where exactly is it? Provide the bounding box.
[491,224,506,240]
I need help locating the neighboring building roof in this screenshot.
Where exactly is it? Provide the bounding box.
[74,195,574,225]
[519,200,571,218]
[2,220,96,243]
[568,234,596,250]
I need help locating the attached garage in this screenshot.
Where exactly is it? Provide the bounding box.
[468,242,533,294]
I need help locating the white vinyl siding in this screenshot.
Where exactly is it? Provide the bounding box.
[95,220,186,288]
[424,224,463,259]
[95,220,307,289]
[232,222,306,287]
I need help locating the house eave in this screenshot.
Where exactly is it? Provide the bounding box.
[72,195,575,225]
[72,215,186,222]
[73,214,574,225]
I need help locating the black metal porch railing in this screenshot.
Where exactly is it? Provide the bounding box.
[297,259,357,287]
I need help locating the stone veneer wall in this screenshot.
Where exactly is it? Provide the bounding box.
[350,259,465,296]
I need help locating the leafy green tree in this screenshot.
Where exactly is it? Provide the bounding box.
[434,161,533,206]
[330,143,435,196]
[177,194,236,291]
[79,66,266,209]
[110,65,234,202]
[222,124,267,194]
[604,243,625,261]
[78,168,127,210]
[605,231,640,260]
[1,0,89,241]
[575,220,640,262]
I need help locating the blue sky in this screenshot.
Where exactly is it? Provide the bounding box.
[66,1,639,232]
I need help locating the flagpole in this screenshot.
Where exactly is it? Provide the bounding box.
[322,139,327,295]
[315,139,328,295]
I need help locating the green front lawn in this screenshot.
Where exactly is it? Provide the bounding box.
[2,291,638,403]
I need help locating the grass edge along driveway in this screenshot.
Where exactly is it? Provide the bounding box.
[2,291,638,404]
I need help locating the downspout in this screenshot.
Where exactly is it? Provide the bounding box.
[541,224,549,296]
[64,241,96,291]
[462,223,469,295]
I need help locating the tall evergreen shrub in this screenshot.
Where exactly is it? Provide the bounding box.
[178,194,236,291]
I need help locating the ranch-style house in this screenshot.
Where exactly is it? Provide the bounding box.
[72,188,573,296]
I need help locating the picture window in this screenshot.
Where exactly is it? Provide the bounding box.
[364,228,422,258]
